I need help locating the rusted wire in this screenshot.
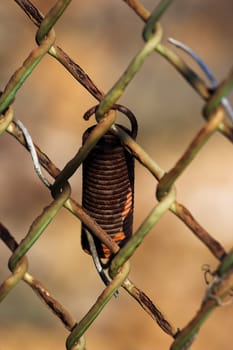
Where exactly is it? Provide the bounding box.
[0,1,232,350]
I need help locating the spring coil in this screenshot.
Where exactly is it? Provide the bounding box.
[82,106,138,259]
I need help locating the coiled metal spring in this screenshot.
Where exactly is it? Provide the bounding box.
[82,106,138,260]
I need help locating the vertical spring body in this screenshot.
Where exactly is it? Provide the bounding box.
[82,125,135,259]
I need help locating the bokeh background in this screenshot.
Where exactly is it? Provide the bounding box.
[0,1,233,349]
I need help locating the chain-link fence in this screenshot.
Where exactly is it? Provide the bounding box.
[1,1,233,349]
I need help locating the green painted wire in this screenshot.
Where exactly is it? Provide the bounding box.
[0,256,28,302]
[217,248,233,277]
[36,0,73,44]
[66,262,130,350]
[0,105,13,135]
[0,31,55,115]
[96,24,163,120]
[204,69,233,119]
[51,110,116,196]
[110,187,176,278]
[142,0,173,41]
[8,183,71,271]
[0,0,73,115]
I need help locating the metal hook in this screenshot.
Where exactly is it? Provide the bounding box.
[168,37,233,123]
[202,264,214,285]
[83,103,138,139]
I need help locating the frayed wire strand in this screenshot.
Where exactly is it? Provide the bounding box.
[14,119,51,188]
[168,37,233,123]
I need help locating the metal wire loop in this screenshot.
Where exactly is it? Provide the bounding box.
[83,103,138,139]
[202,264,215,285]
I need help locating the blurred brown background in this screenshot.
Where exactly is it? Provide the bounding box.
[0,1,233,349]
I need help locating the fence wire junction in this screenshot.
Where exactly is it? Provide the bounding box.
[0,1,233,350]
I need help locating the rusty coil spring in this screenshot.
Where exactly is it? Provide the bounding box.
[82,106,138,259]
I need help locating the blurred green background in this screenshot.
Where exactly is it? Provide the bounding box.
[0,1,233,349]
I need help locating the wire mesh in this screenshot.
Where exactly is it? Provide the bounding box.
[0,1,233,349]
